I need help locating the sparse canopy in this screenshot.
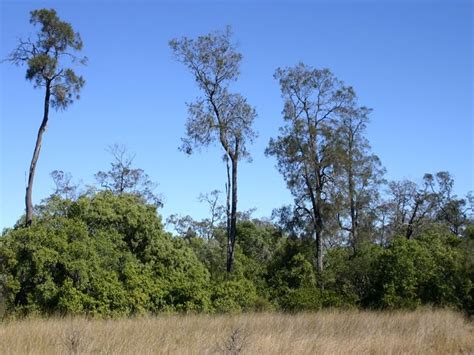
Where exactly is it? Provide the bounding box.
[332,103,386,249]
[8,8,86,109]
[50,170,78,200]
[169,27,257,160]
[95,144,163,207]
[6,8,86,226]
[382,172,473,239]
[170,28,257,272]
[266,63,354,274]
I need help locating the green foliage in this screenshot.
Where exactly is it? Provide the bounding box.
[322,243,383,308]
[211,279,258,313]
[376,230,472,310]
[1,192,471,317]
[265,240,321,310]
[236,220,281,263]
[8,8,86,108]
[0,192,210,317]
[4,15,472,318]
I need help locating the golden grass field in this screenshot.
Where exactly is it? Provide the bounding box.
[0,309,472,354]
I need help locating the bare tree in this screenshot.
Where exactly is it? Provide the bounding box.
[198,190,227,240]
[50,170,78,200]
[426,172,473,235]
[95,144,163,207]
[169,27,257,272]
[5,9,86,226]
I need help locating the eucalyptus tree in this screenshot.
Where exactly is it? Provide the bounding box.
[169,28,257,272]
[266,63,354,273]
[333,104,385,250]
[5,9,86,226]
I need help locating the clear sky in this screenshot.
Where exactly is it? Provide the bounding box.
[1,0,473,229]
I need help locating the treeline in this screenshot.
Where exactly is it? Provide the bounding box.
[0,188,473,316]
[1,9,473,317]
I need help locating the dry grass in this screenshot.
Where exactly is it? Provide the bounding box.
[0,309,472,354]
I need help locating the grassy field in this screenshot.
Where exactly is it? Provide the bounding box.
[0,309,472,354]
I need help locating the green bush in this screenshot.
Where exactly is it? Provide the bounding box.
[376,229,471,310]
[0,192,211,317]
[266,240,321,310]
[211,278,258,313]
[1,193,471,316]
[322,243,383,308]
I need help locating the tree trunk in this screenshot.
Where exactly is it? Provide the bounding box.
[405,199,420,239]
[314,189,324,275]
[348,165,357,251]
[308,172,324,277]
[315,215,323,274]
[226,156,238,272]
[25,81,51,226]
[225,157,232,271]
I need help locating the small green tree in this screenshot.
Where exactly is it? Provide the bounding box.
[5,9,86,226]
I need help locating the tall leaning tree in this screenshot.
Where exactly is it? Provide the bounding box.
[6,9,86,226]
[266,63,353,274]
[170,28,257,272]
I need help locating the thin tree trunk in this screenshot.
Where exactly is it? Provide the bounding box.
[348,166,357,251]
[225,157,232,271]
[226,156,238,272]
[315,211,323,274]
[405,199,420,239]
[307,171,324,277]
[313,185,324,276]
[25,81,51,226]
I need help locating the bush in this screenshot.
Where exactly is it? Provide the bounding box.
[211,279,258,313]
[1,193,471,316]
[266,240,321,311]
[322,243,383,308]
[376,229,472,310]
[0,192,211,317]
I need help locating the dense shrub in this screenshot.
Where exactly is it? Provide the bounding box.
[322,243,383,308]
[265,240,322,310]
[0,192,211,316]
[0,195,472,317]
[211,278,258,313]
[376,229,472,310]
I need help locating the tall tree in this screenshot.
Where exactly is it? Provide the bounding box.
[333,104,385,250]
[5,9,86,226]
[266,63,354,274]
[170,28,257,272]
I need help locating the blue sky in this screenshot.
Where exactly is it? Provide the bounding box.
[1,0,473,229]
